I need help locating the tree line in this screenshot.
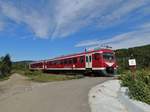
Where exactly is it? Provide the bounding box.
[115,44,150,72]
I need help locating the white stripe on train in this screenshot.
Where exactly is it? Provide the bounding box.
[29,67,115,70]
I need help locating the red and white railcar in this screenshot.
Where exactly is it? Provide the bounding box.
[29,48,117,75]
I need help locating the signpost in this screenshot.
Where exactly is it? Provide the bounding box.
[128,58,136,80]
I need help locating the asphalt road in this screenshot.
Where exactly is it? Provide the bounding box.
[0,76,111,112]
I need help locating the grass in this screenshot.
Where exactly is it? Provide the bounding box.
[0,68,84,82]
[28,74,82,82]
[0,69,26,81]
[0,76,9,81]
[0,73,11,81]
[12,69,26,75]
[22,70,84,82]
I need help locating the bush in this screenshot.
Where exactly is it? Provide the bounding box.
[128,80,150,104]
[120,72,132,87]
[120,70,150,104]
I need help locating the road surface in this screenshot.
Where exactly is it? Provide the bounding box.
[0,74,111,112]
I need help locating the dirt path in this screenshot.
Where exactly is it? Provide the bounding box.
[0,74,111,112]
[0,73,40,100]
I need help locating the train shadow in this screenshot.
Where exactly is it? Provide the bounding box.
[43,70,115,78]
[83,72,115,77]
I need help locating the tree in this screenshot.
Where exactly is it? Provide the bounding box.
[0,54,12,77]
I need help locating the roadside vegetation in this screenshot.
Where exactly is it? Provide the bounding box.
[120,70,150,104]
[116,45,150,104]
[0,54,12,80]
[24,70,83,82]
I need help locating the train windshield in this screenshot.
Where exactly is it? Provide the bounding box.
[103,52,114,61]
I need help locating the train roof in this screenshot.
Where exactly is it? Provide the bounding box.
[30,48,114,64]
[47,48,113,61]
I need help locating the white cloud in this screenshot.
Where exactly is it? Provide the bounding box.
[138,22,150,29]
[75,22,150,49]
[52,0,117,38]
[0,0,149,38]
[97,0,149,27]
[75,39,100,47]
[0,1,54,38]
[110,30,150,49]
[54,0,150,38]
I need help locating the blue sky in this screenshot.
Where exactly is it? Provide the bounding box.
[0,0,150,61]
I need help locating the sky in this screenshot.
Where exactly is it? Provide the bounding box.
[0,0,150,61]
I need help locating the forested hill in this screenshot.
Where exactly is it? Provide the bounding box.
[115,44,150,70]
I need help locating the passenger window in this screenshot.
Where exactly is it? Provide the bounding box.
[73,58,77,64]
[68,59,72,64]
[89,56,92,62]
[86,56,88,62]
[93,53,100,60]
[80,56,84,63]
[57,61,60,64]
[60,60,63,64]
[64,60,67,64]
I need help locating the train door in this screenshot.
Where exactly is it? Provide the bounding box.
[86,54,92,69]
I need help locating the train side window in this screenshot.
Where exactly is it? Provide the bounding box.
[53,61,57,65]
[80,56,84,63]
[47,61,50,65]
[86,56,88,62]
[54,61,56,65]
[68,59,72,64]
[51,61,54,65]
[93,53,100,60]
[66,59,69,64]
[55,61,57,65]
[63,60,65,64]
[89,56,92,62]
[64,59,67,64]
[73,58,77,64]
[60,60,63,64]
[57,60,60,64]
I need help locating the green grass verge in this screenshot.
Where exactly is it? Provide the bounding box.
[12,69,26,75]
[0,75,10,81]
[22,70,84,82]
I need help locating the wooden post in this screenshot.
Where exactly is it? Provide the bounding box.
[130,66,136,80]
